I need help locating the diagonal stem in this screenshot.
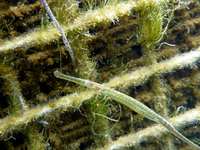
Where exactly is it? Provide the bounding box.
[40,0,76,65]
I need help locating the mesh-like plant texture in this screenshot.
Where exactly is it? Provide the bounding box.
[0,0,200,150]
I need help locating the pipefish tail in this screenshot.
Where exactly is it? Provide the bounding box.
[54,70,200,150]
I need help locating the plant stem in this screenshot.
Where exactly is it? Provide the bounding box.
[40,0,76,65]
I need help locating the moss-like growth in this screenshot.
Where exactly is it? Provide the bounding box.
[136,0,165,48]
[51,0,79,25]
[0,0,200,149]
[0,64,45,150]
[84,95,110,146]
[0,65,27,114]
[0,0,136,53]
[68,31,96,79]
[26,126,46,150]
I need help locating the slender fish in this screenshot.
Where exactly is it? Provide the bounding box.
[54,70,200,150]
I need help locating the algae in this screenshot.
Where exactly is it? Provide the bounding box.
[0,0,200,149]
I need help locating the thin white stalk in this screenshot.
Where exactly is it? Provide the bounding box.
[40,0,76,65]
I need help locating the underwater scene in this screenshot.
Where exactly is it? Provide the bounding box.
[0,0,200,149]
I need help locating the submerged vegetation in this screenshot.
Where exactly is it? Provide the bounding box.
[0,0,200,149]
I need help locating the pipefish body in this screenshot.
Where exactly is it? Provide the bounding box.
[54,70,200,150]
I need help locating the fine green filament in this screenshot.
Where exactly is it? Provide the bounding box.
[54,70,200,150]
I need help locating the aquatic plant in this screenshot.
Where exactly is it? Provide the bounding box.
[0,0,200,149]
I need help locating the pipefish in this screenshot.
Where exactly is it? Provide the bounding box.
[54,70,200,150]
